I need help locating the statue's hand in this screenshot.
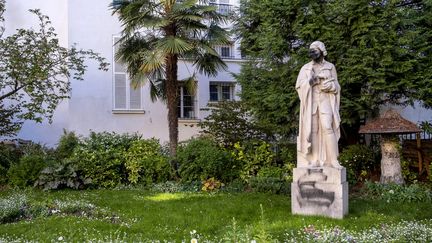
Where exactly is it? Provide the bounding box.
[309,76,318,86]
[321,81,335,93]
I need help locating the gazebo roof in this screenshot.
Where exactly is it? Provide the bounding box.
[359,109,421,134]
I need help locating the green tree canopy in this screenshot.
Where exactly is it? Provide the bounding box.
[0,0,108,136]
[236,0,432,143]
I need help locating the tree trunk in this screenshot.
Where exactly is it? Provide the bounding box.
[166,53,179,159]
[380,134,404,184]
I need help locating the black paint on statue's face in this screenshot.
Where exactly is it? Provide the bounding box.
[308,48,321,61]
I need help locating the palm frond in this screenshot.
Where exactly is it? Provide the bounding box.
[173,0,198,12]
[139,49,166,73]
[205,22,230,45]
[115,34,153,78]
[156,36,194,54]
[149,78,167,102]
[180,74,198,95]
[193,53,227,77]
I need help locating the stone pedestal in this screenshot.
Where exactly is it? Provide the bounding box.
[291,166,348,219]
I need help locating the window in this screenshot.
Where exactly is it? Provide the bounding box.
[209,82,234,102]
[113,37,143,111]
[215,44,234,59]
[178,86,196,119]
[209,0,232,15]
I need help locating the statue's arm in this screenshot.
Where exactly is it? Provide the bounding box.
[322,64,339,93]
[331,65,340,94]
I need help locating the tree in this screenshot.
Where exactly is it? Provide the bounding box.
[235,0,432,144]
[0,0,109,136]
[199,101,268,147]
[112,0,229,158]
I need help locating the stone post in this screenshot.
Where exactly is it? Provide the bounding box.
[380,135,404,184]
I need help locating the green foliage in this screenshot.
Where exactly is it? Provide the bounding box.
[0,4,108,136]
[56,130,79,159]
[7,155,47,188]
[150,181,201,193]
[124,139,171,185]
[0,193,27,224]
[231,141,275,182]
[339,144,378,185]
[34,160,90,190]
[249,177,290,195]
[362,181,432,203]
[236,0,432,141]
[72,132,141,188]
[0,144,21,185]
[177,137,238,182]
[222,179,246,193]
[401,159,418,183]
[199,101,267,146]
[201,177,224,192]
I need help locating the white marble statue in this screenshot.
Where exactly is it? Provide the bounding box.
[296,41,341,168]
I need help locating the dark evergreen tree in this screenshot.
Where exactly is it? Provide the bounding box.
[236,0,432,144]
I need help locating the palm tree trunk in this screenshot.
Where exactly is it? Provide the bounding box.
[166,53,179,159]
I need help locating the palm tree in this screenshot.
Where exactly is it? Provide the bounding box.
[111,0,230,159]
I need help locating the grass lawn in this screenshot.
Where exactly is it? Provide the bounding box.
[1,189,431,242]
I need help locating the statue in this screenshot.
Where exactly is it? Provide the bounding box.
[296,41,341,168]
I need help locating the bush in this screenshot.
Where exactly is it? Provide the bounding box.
[338,144,378,185]
[34,159,90,190]
[0,193,27,223]
[55,130,79,159]
[150,181,201,193]
[199,101,267,147]
[361,181,432,202]
[177,137,238,182]
[7,155,48,188]
[0,144,21,185]
[125,139,171,185]
[249,177,290,194]
[72,132,141,188]
[231,141,275,182]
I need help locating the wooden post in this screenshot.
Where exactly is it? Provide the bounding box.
[416,132,423,175]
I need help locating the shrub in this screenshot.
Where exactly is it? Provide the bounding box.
[34,159,90,190]
[249,177,290,194]
[55,130,79,159]
[361,181,432,202]
[72,132,141,188]
[231,141,275,182]
[0,144,21,185]
[124,139,171,185]
[177,137,238,182]
[338,144,378,185]
[7,155,47,188]
[0,193,27,223]
[201,177,224,192]
[199,101,267,147]
[150,181,201,193]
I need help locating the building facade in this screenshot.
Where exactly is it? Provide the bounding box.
[4,0,242,146]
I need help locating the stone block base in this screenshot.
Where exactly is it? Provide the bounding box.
[291,166,348,219]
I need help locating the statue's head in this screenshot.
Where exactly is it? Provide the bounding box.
[308,41,327,61]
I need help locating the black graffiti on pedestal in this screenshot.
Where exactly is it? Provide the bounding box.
[297,168,335,208]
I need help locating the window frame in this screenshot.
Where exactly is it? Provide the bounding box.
[112,36,144,112]
[209,82,235,102]
[178,85,197,119]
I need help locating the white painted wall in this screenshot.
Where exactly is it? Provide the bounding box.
[4,0,243,146]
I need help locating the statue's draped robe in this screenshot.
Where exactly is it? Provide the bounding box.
[296,60,341,166]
